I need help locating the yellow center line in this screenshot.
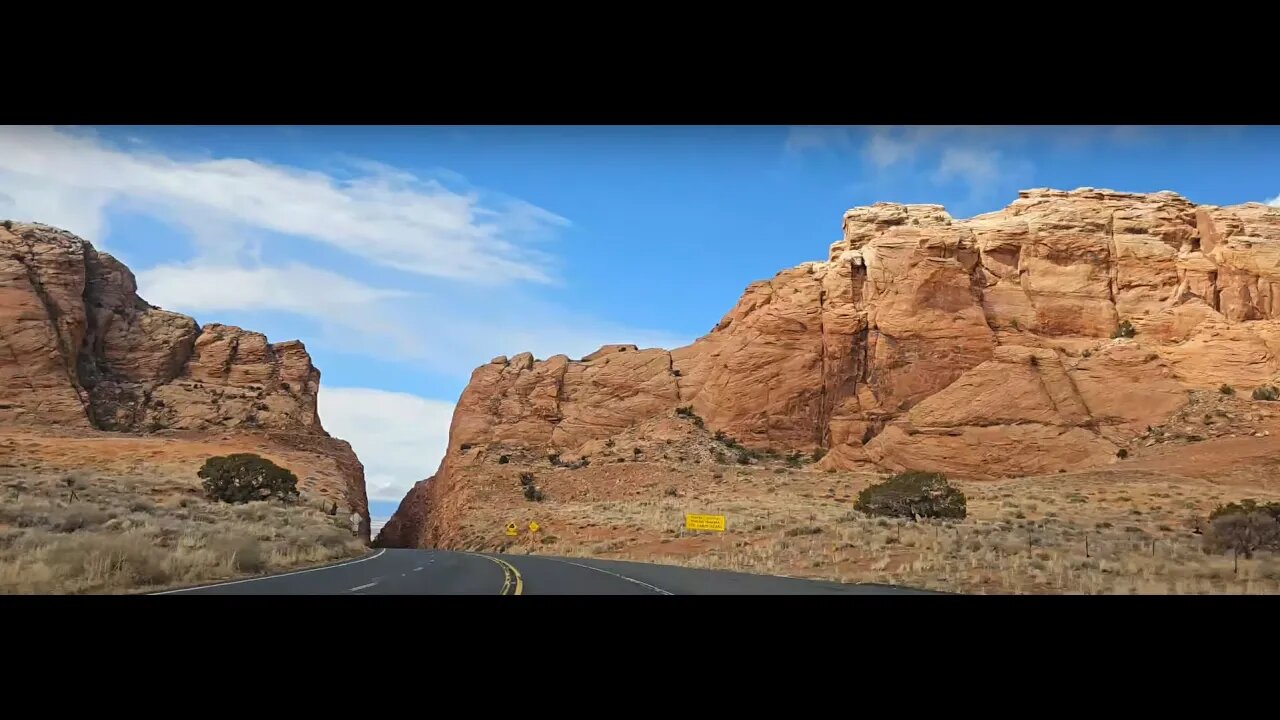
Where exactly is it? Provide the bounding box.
[469,553,524,595]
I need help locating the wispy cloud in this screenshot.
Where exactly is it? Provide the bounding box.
[1268,194,1280,207]
[787,126,1153,209]
[135,257,689,378]
[932,146,1004,192]
[316,388,455,501]
[0,126,567,284]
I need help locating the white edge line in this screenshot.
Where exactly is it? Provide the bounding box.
[151,548,388,594]
[349,582,378,592]
[548,558,674,595]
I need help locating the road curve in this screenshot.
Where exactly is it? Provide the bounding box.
[153,549,939,595]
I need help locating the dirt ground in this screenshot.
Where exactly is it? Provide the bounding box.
[433,401,1280,595]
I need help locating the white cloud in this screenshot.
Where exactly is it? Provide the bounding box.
[317,388,455,501]
[864,128,924,168]
[0,126,567,284]
[135,257,690,378]
[1268,194,1279,207]
[932,147,1003,191]
[0,170,113,244]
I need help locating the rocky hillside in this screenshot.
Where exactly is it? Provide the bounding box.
[379,188,1280,550]
[0,222,370,538]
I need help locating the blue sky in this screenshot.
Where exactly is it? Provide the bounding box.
[1,125,1276,517]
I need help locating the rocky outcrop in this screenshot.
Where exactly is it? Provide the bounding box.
[0,222,369,537]
[382,188,1280,548]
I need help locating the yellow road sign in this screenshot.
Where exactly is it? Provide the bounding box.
[528,521,540,533]
[685,514,726,532]
[505,522,518,537]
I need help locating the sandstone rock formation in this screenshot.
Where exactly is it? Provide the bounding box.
[380,188,1280,549]
[0,222,369,538]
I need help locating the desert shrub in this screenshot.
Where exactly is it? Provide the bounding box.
[786,451,804,469]
[1203,511,1280,559]
[1209,499,1280,523]
[811,448,827,462]
[1252,385,1280,401]
[566,457,590,470]
[853,470,967,521]
[736,450,752,465]
[523,484,545,502]
[198,454,299,504]
[518,472,536,487]
[210,536,267,573]
[1116,448,1128,459]
[605,439,615,448]
[674,405,704,428]
[784,526,823,537]
[548,453,562,466]
[712,449,727,464]
[497,455,510,464]
[1111,319,1137,339]
[663,486,679,497]
[1219,384,1235,396]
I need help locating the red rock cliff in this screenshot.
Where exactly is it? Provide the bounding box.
[0,222,370,538]
[378,189,1280,548]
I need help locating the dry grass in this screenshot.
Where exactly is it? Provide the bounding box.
[0,473,366,594]
[443,457,1280,594]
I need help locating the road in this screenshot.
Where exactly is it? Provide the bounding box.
[153,549,938,595]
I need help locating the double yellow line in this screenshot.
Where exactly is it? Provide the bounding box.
[472,553,524,595]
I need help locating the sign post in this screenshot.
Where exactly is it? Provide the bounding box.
[684,514,726,532]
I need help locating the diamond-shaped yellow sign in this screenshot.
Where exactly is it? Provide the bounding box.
[528,521,540,533]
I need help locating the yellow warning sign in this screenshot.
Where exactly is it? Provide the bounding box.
[528,521,540,533]
[685,514,726,532]
[505,522,518,537]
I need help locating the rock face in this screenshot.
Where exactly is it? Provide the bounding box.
[0,222,369,537]
[381,188,1280,548]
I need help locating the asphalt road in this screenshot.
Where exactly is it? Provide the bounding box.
[153,549,938,595]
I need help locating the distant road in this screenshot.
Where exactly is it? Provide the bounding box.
[153,549,939,595]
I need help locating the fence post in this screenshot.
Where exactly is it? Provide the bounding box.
[1085,535,1089,558]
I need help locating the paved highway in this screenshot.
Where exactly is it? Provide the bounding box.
[153,549,938,595]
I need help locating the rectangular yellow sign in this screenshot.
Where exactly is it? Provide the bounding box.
[685,514,726,532]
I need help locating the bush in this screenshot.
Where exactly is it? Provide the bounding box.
[1253,385,1280,401]
[198,453,299,504]
[497,455,510,464]
[811,448,827,462]
[1209,499,1280,523]
[1116,448,1128,459]
[853,471,967,521]
[736,450,752,465]
[1111,320,1137,339]
[518,472,536,487]
[523,484,544,502]
[1219,384,1235,396]
[786,451,803,468]
[1203,511,1280,559]
[674,405,704,428]
[548,453,562,466]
